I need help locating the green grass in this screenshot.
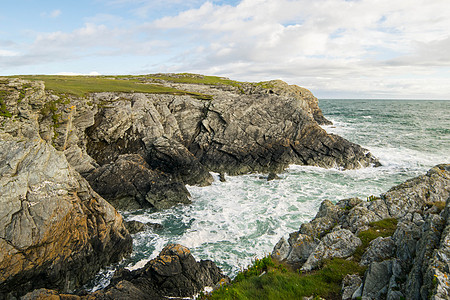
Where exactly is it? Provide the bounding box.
[354,218,398,261]
[145,73,242,86]
[205,218,399,300]
[0,90,12,117]
[10,75,213,99]
[204,256,365,300]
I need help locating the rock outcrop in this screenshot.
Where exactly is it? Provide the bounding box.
[0,75,379,298]
[272,164,450,300]
[1,75,379,211]
[0,80,132,299]
[0,140,132,299]
[22,244,229,300]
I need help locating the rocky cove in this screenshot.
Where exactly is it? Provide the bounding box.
[0,74,448,299]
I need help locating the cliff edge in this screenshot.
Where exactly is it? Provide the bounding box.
[1,74,378,211]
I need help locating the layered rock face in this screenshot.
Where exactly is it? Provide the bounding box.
[0,80,132,299]
[272,164,450,300]
[2,76,378,211]
[0,75,378,297]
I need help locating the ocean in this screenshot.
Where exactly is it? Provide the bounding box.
[90,99,450,290]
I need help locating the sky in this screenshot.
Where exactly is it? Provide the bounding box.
[1,0,450,99]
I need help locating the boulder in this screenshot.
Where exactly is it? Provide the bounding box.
[124,220,163,234]
[90,244,229,299]
[360,260,393,299]
[271,233,319,269]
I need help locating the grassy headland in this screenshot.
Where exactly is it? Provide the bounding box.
[8,75,215,99]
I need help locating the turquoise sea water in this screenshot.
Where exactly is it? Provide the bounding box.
[90,99,450,289]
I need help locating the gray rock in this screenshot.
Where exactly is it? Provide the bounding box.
[299,199,342,238]
[360,237,396,266]
[341,274,362,300]
[85,154,191,210]
[0,139,132,298]
[423,197,450,300]
[361,260,393,299]
[271,164,450,299]
[271,233,320,269]
[405,213,445,300]
[91,244,229,300]
[382,164,450,219]
[271,237,291,262]
[2,77,380,212]
[301,229,361,271]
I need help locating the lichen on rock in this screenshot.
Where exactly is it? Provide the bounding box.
[272,164,450,300]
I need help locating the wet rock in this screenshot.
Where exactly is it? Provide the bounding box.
[267,172,280,181]
[219,172,226,182]
[91,244,229,300]
[125,220,163,234]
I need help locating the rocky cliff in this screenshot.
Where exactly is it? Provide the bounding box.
[0,74,379,298]
[1,75,378,211]
[0,137,132,299]
[272,164,450,299]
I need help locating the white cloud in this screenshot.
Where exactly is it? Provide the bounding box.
[0,49,18,57]
[143,0,450,98]
[41,9,62,18]
[2,0,450,98]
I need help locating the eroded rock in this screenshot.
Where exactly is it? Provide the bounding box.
[0,139,132,298]
[90,244,229,300]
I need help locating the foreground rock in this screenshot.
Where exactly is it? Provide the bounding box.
[22,244,229,300]
[0,139,132,299]
[272,164,450,299]
[2,76,379,211]
[0,80,132,298]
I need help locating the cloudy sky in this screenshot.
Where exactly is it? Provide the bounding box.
[1,0,449,99]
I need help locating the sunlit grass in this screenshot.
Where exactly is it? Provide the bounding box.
[203,256,365,300]
[9,75,213,99]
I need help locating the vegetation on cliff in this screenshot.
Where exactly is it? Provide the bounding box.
[204,219,397,300]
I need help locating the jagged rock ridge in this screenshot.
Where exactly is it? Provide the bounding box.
[272,164,450,299]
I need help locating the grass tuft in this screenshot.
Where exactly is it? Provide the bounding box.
[353,218,398,261]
